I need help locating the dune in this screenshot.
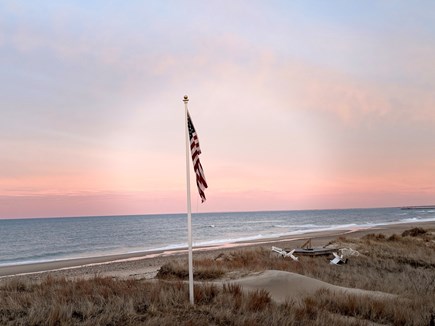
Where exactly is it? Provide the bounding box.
[229,270,396,303]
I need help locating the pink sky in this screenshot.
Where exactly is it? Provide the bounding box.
[1,1,435,218]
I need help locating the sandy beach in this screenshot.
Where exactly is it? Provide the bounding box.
[1,220,434,325]
[2,220,433,281]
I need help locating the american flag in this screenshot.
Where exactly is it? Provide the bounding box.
[187,110,208,202]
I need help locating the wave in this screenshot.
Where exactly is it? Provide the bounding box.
[273,223,360,229]
[399,217,435,223]
[194,234,265,247]
[191,223,374,248]
[273,223,321,228]
[217,220,286,225]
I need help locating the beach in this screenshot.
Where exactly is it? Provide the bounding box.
[1,220,434,325]
[2,220,433,281]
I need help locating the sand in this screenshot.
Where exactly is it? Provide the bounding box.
[229,270,397,303]
[1,220,434,301]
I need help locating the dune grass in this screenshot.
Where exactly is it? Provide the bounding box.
[1,227,434,325]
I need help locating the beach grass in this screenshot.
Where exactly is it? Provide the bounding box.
[1,227,434,325]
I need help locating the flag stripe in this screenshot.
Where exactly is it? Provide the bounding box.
[187,111,208,202]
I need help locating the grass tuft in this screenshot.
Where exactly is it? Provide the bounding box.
[402,227,427,237]
[246,289,271,311]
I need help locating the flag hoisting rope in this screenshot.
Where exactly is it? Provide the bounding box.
[183,95,207,305]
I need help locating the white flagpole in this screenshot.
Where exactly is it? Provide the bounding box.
[183,95,194,305]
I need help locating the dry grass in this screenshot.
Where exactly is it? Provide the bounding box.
[1,227,434,325]
[0,276,357,326]
[157,260,225,280]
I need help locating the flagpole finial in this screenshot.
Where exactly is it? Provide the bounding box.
[183,95,189,103]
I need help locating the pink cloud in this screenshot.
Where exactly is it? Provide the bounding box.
[2,12,434,218]
[0,190,186,219]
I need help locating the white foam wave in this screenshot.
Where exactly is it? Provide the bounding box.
[399,217,435,223]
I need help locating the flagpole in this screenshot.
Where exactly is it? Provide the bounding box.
[183,95,194,305]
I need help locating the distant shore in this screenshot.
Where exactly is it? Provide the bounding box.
[1,220,434,280]
[400,205,435,210]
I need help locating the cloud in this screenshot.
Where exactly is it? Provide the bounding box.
[1,1,434,216]
[0,190,185,219]
[4,0,434,127]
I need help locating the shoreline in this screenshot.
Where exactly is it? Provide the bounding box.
[1,220,434,279]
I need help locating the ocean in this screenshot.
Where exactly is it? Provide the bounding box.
[1,207,434,267]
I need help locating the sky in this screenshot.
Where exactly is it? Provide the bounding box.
[1,1,435,218]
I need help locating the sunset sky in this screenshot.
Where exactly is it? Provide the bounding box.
[1,1,435,218]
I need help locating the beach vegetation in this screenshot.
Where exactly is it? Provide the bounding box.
[402,227,427,237]
[1,227,434,325]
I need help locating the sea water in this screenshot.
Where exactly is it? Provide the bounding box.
[0,207,434,267]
